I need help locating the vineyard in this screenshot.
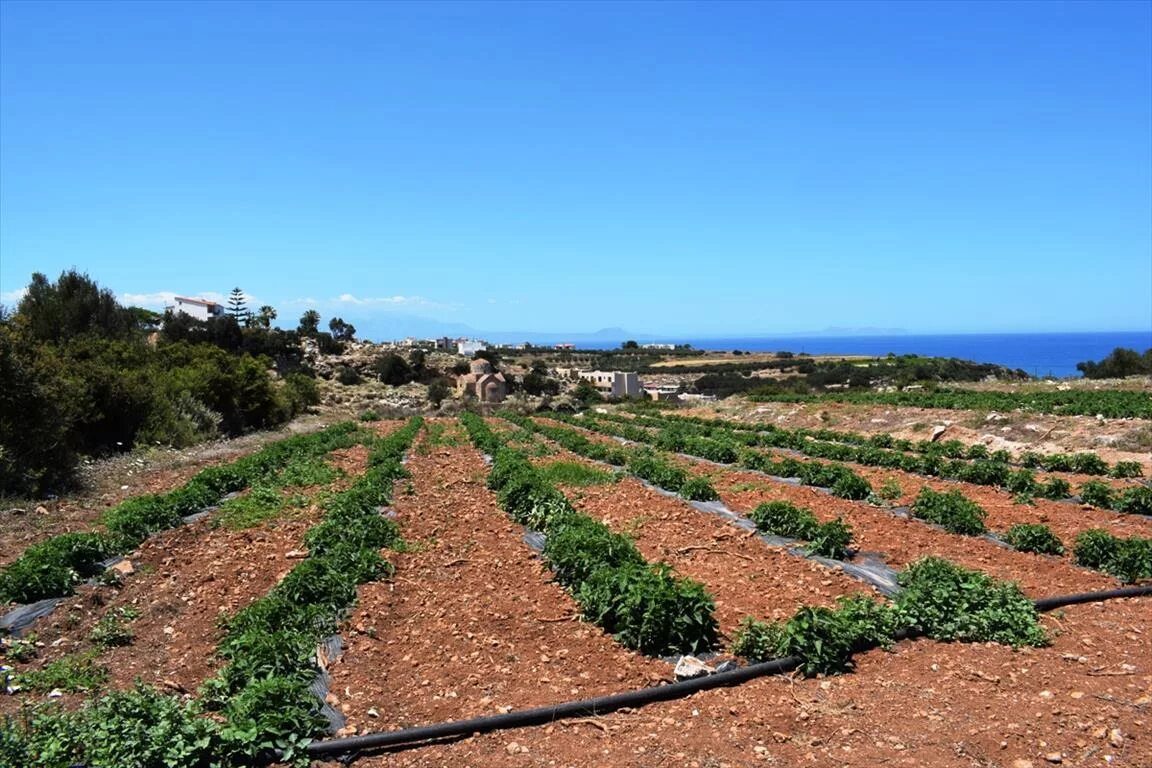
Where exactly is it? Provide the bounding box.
[1,413,1150,767]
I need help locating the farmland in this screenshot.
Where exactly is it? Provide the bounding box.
[2,408,1150,767]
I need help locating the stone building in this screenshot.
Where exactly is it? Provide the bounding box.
[457,359,507,403]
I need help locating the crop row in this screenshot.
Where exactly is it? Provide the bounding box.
[542,411,875,501]
[1,417,424,767]
[629,407,1145,479]
[745,387,1152,419]
[0,423,366,605]
[599,410,1152,515]
[552,412,1152,585]
[731,557,1049,676]
[460,413,719,656]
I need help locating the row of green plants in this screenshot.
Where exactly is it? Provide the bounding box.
[0,417,424,767]
[746,501,853,560]
[906,488,1151,583]
[607,410,1151,515]
[630,408,1144,479]
[731,556,1049,675]
[744,387,1152,419]
[460,413,719,656]
[501,412,724,502]
[581,409,1151,583]
[0,423,364,605]
[558,411,874,501]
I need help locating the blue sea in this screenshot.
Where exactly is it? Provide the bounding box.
[642,332,1152,379]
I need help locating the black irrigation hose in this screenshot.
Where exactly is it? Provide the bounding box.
[302,585,1152,759]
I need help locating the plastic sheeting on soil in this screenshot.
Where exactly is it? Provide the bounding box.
[311,634,347,734]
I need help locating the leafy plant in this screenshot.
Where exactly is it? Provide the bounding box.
[1073,529,1152,583]
[1078,480,1116,509]
[1003,524,1064,556]
[910,487,987,535]
[17,651,109,693]
[895,557,1047,647]
[1109,461,1144,479]
[730,616,785,662]
[804,518,854,560]
[1114,485,1152,516]
[877,478,903,501]
[88,606,142,649]
[747,500,818,539]
[537,460,616,487]
[680,475,720,501]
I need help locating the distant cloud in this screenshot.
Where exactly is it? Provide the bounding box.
[335,293,458,311]
[118,290,251,308]
[1,288,27,304]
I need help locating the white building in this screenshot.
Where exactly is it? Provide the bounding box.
[578,370,642,398]
[642,343,676,350]
[166,296,225,322]
[458,339,488,356]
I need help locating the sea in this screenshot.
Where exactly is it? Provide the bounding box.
[639,331,1152,379]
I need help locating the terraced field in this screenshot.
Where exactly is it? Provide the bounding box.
[2,415,1149,767]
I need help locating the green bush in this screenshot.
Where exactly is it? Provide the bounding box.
[910,487,987,535]
[730,616,785,662]
[895,557,1047,647]
[680,475,720,501]
[1109,461,1144,479]
[830,470,872,500]
[543,513,645,588]
[1114,485,1152,516]
[1073,529,1152,583]
[1078,480,1116,508]
[747,500,819,539]
[1037,477,1072,500]
[1003,524,1064,555]
[576,563,718,656]
[0,532,117,604]
[805,518,854,560]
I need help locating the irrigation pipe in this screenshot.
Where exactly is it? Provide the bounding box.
[302,584,1152,759]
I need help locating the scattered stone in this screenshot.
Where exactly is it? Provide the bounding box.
[47,688,63,698]
[1011,761,1034,768]
[1109,729,1124,748]
[3,508,26,516]
[108,560,135,577]
[1044,753,1062,763]
[367,707,379,718]
[930,425,948,442]
[714,660,739,673]
[35,506,48,515]
[674,655,714,680]
[285,549,309,559]
[506,742,521,755]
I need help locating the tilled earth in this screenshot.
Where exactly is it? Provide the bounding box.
[1,417,1148,767]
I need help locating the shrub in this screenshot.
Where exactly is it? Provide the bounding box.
[1073,529,1119,570]
[910,487,988,535]
[1078,480,1116,508]
[1109,461,1144,479]
[804,518,854,560]
[1003,524,1064,555]
[282,372,320,414]
[730,616,785,662]
[1073,529,1152,583]
[576,563,718,656]
[831,470,872,500]
[544,513,645,588]
[334,365,361,386]
[1037,477,1072,500]
[680,475,720,501]
[895,557,1047,647]
[1114,485,1152,516]
[747,501,819,540]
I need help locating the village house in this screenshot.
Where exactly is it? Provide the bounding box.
[578,370,642,398]
[165,296,224,322]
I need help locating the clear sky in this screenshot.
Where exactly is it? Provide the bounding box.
[1,0,1150,340]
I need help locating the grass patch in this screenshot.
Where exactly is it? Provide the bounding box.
[215,486,293,530]
[537,460,617,487]
[88,606,142,649]
[16,651,109,693]
[269,455,342,488]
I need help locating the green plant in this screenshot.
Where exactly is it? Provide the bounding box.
[1073,529,1152,583]
[88,606,142,648]
[2,634,39,664]
[730,616,785,662]
[877,478,903,501]
[1109,461,1144,479]
[1114,485,1152,516]
[215,485,287,530]
[910,487,987,535]
[270,455,341,488]
[747,500,819,540]
[1078,480,1116,509]
[358,409,379,422]
[1037,477,1072,500]
[1003,524,1064,555]
[537,460,616,487]
[804,518,854,560]
[679,475,720,501]
[17,651,109,693]
[895,557,1047,647]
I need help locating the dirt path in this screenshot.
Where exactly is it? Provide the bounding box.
[327,423,668,737]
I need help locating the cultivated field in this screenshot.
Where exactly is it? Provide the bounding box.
[2,405,1149,768]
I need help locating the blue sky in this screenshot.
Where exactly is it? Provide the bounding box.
[1,0,1149,341]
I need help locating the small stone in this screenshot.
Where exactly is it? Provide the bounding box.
[1044,753,1062,764]
[162,626,174,636]
[108,560,135,577]
[324,692,338,706]
[506,742,520,755]
[1109,729,1123,748]
[285,549,309,559]
[674,655,714,681]
[35,505,48,515]
[1069,691,1084,699]
[367,708,379,718]
[47,688,63,698]
[1012,760,1034,768]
